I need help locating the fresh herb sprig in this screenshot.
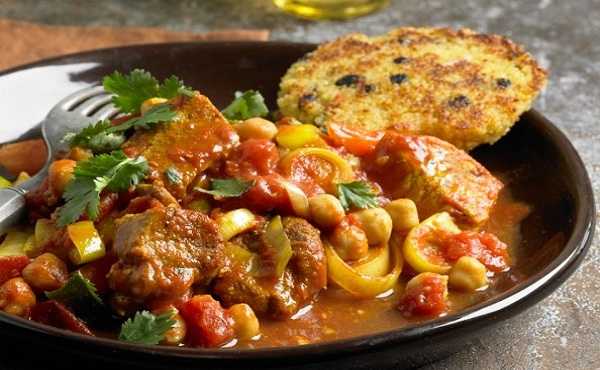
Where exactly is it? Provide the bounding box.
[46,271,103,306]
[45,271,105,322]
[64,120,126,153]
[57,151,149,226]
[336,181,379,211]
[221,90,269,121]
[196,178,255,198]
[103,69,193,113]
[119,310,176,345]
[64,104,177,154]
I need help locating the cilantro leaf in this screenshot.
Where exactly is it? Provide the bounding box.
[46,271,103,306]
[64,104,176,154]
[196,178,254,198]
[164,167,182,185]
[159,75,194,98]
[336,181,379,211]
[103,69,194,113]
[119,310,176,345]
[106,104,177,132]
[103,70,159,113]
[221,90,269,121]
[45,271,105,322]
[57,151,149,226]
[64,120,126,153]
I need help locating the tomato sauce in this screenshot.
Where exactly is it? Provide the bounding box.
[237,185,530,348]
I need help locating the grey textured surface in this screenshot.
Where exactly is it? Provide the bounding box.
[1,0,599,369]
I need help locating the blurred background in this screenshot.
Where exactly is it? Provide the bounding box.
[1,0,599,369]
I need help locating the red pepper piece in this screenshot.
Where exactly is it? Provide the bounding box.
[0,256,30,285]
[30,300,93,336]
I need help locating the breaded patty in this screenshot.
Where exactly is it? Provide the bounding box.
[278,27,547,150]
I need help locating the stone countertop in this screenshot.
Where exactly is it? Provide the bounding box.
[1,0,599,369]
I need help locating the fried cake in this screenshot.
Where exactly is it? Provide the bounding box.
[278,27,547,150]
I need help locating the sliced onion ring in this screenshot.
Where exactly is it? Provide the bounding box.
[325,234,403,298]
[352,245,390,277]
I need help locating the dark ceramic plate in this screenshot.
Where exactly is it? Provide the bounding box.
[0,42,594,370]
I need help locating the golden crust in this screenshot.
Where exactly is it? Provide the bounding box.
[278,27,548,150]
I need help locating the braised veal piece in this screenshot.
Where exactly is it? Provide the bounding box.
[0,27,545,348]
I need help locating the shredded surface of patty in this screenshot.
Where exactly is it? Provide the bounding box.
[278,27,547,150]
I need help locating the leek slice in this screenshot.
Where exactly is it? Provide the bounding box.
[0,229,30,256]
[261,215,293,278]
[218,208,256,241]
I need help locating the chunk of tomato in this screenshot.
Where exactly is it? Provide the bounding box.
[0,256,30,285]
[439,230,509,272]
[225,139,279,177]
[327,123,384,156]
[398,272,448,317]
[223,175,290,214]
[179,295,234,348]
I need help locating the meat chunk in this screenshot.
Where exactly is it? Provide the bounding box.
[213,217,327,319]
[368,132,503,225]
[108,207,225,302]
[122,94,238,199]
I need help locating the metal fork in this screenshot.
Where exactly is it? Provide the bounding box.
[0,85,119,232]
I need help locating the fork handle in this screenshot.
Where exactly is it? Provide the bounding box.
[0,188,26,234]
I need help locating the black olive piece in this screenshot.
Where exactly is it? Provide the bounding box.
[364,84,375,93]
[496,78,512,88]
[300,93,316,103]
[393,56,409,64]
[390,74,408,85]
[448,95,471,108]
[335,74,361,87]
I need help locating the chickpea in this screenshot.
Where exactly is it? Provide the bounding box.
[48,159,76,196]
[228,303,260,340]
[233,117,278,141]
[22,253,68,291]
[68,146,93,161]
[162,312,187,345]
[140,97,168,115]
[309,194,345,228]
[448,256,488,291]
[384,199,419,232]
[352,208,393,245]
[0,278,36,317]
[330,222,369,261]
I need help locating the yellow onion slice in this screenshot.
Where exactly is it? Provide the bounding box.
[352,245,390,277]
[279,180,310,218]
[325,235,403,298]
[403,212,460,274]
